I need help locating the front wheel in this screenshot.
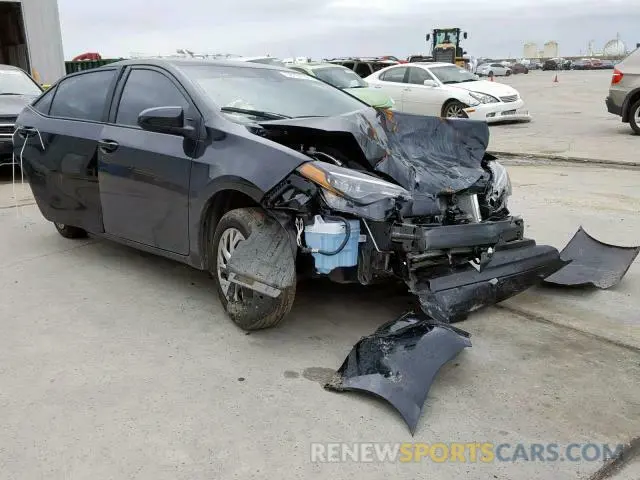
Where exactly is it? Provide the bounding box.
[442,101,469,119]
[506,70,512,76]
[629,100,640,135]
[211,207,295,330]
[54,222,87,239]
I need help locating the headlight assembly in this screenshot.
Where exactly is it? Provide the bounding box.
[487,161,512,211]
[469,91,499,104]
[297,161,409,205]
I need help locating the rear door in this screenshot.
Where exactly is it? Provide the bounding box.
[15,69,118,233]
[98,66,199,255]
[371,67,409,111]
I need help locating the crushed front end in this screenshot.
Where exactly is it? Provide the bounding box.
[259,110,565,322]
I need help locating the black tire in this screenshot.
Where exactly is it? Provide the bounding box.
[488,71,494,77]
[442,100,469,119]
[525,68,529,74]
[211,207,295,330]
[629,100,640,135]
[54,222,87,239]
[506,70,512,76]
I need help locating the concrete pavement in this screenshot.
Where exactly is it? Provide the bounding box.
[0,161,638,480]
[489,70,638,164]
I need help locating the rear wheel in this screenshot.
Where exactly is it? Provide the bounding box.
[629,100,640,135]
[442,100,469,119]
[211,207,295,330]
[54,222,87,239]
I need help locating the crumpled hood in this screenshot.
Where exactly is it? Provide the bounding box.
[343,87,394,109]
[261,108,490,196]
[0,95,36,117]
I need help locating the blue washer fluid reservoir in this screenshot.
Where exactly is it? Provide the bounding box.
[304,215,361,274]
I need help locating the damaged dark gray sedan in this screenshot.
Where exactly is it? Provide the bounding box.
[15,59,626,331]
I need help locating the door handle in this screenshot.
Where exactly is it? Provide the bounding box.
[98,139,119,153]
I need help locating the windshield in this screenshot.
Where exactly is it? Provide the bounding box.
[183,65,367,118]
[435,30,459,45]
[428,65,478,84]
[313,66,367,89]
[0,68,41,95]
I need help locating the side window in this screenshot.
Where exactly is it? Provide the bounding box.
[33,87,55,115]
[407,67,432,85]
[116,69,189,127]
[355,63,372,77]
[379,67,408,83]
[50,70,116,121]
[341,62,355,70]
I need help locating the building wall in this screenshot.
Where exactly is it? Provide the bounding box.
[1,0,65,84]
[543,41,559,59]
[523,42,538,59]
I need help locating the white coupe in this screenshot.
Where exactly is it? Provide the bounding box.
[365,62,531,123]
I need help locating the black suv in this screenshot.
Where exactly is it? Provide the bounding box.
[0,64,42,166]
[324,58,398,78]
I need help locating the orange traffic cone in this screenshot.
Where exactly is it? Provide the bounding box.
[553,74,559,83]
[489,73,494,82]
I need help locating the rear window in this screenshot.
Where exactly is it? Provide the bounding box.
[50,70,116,122]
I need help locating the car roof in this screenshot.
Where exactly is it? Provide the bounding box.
[0,64,24,72]
[96,57,289,72]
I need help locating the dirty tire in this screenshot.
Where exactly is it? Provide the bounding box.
[54,222,87,239]
[506,70,511,76]
[630,100,640,135]
[442,100,469,119]
[211,207,296,331]
[488,70,494,77]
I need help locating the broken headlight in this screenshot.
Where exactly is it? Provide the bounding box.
[487,161,512,211]
[297,161,409,205]
[297,161,410,221]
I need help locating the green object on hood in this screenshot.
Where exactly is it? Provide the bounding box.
[286,62,395,109]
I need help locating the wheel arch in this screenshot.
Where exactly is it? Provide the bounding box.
[441,98,467,117]
[196,182,263,270]
[622,88,640,122]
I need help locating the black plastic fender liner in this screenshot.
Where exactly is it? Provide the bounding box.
[225,213,296,297]
[325,312,471,435]
[413,242,566,323]
[543,227,640,289]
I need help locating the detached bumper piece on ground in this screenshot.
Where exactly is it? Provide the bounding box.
[325,313,472,435]
[326,228,638,434]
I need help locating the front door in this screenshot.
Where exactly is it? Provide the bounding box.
[98,67,197,255]
[402,67,450,116]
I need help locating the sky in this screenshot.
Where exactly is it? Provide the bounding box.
[56,0,640,60]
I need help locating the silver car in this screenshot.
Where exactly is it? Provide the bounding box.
[476,62,512,77]
[606,48,640,134]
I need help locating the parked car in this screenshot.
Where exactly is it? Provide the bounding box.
[325,58,399,78]
[571,59,593,70]
[365,62,530,123]
[542,59,560,71]
[0,64,43,167]
[476,63,512,77]
[287,62,394,109]
[527,61,541,70]
[510,63,529,74]
[599,60,615,70]
[14,58,560,330]
[606,48,640,134]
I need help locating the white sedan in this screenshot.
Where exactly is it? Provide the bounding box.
[476,62,512,77]
[365,62,531,123]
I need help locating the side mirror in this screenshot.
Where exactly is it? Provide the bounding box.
[138,106,197,139]
[426,34,431,41]
[423,80,437,87]
[463,32,468,39]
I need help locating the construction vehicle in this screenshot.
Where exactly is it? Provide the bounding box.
[425,28,468,67]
